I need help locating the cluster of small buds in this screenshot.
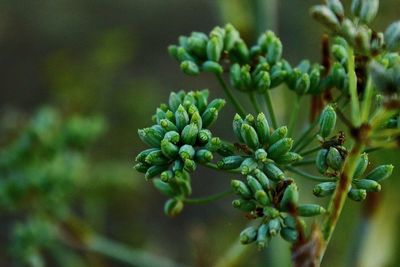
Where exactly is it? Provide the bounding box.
[135,90,227,216]
[233,178,325,248]
[370,54,400,96]
[311,0,400,56]
[314,153,394,201]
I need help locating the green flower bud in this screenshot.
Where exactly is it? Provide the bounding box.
[283,216,296,229]
[136,148,159,163]
[331,62,347,89]
[218,156,244,170]
[244,114,255,126]
[308,68,322,94]
[267,38,283,65]
[297,60,311,73]
[332,44,348,65]
[153,179,176,197]
[198,129,212,145]
[177,47,195,62]
[207,37,223,62]
[232,199,256,212]
[206,137,221,152]
[188,32,208,55]
[351,0,362,17]
[281,227,298,243]
[179,36,189,49]
[264,163,285,181]
[313,182,337,197]
[341,19,357,42]
[240,65,252,89]
[160,140,179,159]
[274,152,303,165]
[160,170,174,182]
[160,119,178,132]
[164,131,180,144]
[233,114,245,142]
[297,204,326,217]
[195,149,213,163]
[194,89,209,114]
[224,24,240,51]
[184,158,196,172]
[172,159,184,172]
[316,149,329,174]
[231,179,252,199]
[175,105,189,132]
[385,21,400,52]
[264,207,280,218]
[169,92,182,111]
[174,171,192,196]
[269,126,288,145]
[364,165,394,182]
[168,45,179,60]
[155,108,167,124]
[255,113,270,145]
[145,150,169,165]
[190,112,202,130]
[280,183,299,211]
[240,158,259,175]
[240,226,258,244]
[295,73,311,95]
[179,144,195,160]
[250,45,262,57]
[256,224,270,250]
[202,61,223,74]
[180,60,199,75]
[268,218,281,236]
[134,162,149,173]
[201,107,219,128]
[326,147,344,171]
[230,63,242,89]
[138,127,163,147]
[255,148,268,163]
[256,71,271,93]
[270,68,287,88]
[234,40,250,63]
[353,153,369,179]
[267,138,294,159]
[319,105,337,138]
[145,165,169,180]
[353,179,381,192]
[348,188,367,201]
[359,0,379,24]
[207,99,226,112]
[327,0,344,18]
[253,169,271,190]
[355,27,371,53]
[181,123,199,145]
[164,198,184,217]
[247,175,263,193]
[255,190,270,206]
[241,123,260,150]
[310,5,340,32]
[218,141,235,157]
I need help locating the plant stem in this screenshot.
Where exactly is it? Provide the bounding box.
[184,190,233,205]
[249,91,262,114]
[347,47,361,127]
[360,77,374,123]
[292,119,318,151]
[216,74,246,117]
[264,90,278,129]
[300,146,320,157]
[288,94,302,137]
[291,158,315,167]
[201,162,241,174]
[287,166,334,182]
[86,234,185,267]
[318,141,365,262]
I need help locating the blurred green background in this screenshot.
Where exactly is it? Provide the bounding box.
[0,0,399,266]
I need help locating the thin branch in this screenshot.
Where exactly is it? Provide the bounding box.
[287,166,335,182]
[216,74,247,117]
[183,190,233,205]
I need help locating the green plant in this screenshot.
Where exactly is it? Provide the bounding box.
[135,0,399,265]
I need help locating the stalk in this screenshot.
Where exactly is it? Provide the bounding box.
[184,190,233,205]
[288,94,302,137]
[216,74,247,117]
[264,90,278,129]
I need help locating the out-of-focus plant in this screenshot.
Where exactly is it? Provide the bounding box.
[135,0,399,266]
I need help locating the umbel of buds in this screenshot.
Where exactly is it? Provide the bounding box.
[135,89,225,216]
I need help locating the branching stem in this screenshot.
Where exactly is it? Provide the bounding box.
[216,74,247,117]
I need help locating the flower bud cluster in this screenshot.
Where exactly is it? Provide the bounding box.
[135,90,226,216]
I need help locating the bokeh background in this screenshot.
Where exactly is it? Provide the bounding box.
[0,0,399,266]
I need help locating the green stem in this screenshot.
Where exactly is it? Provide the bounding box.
[318,142,365,262]
[264,90,278,129]
[292,119,318,151]
[360,77,374,123]
[86,234,185,267]
[347,47,361,127]
[202,162,241,174]
[184,190,233,205]
[249,91,262,114]
[287,94,302,137]
[300,146,320,157]
[291,159,315,167]
[216,74,246,117]
[287,166,334,182]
